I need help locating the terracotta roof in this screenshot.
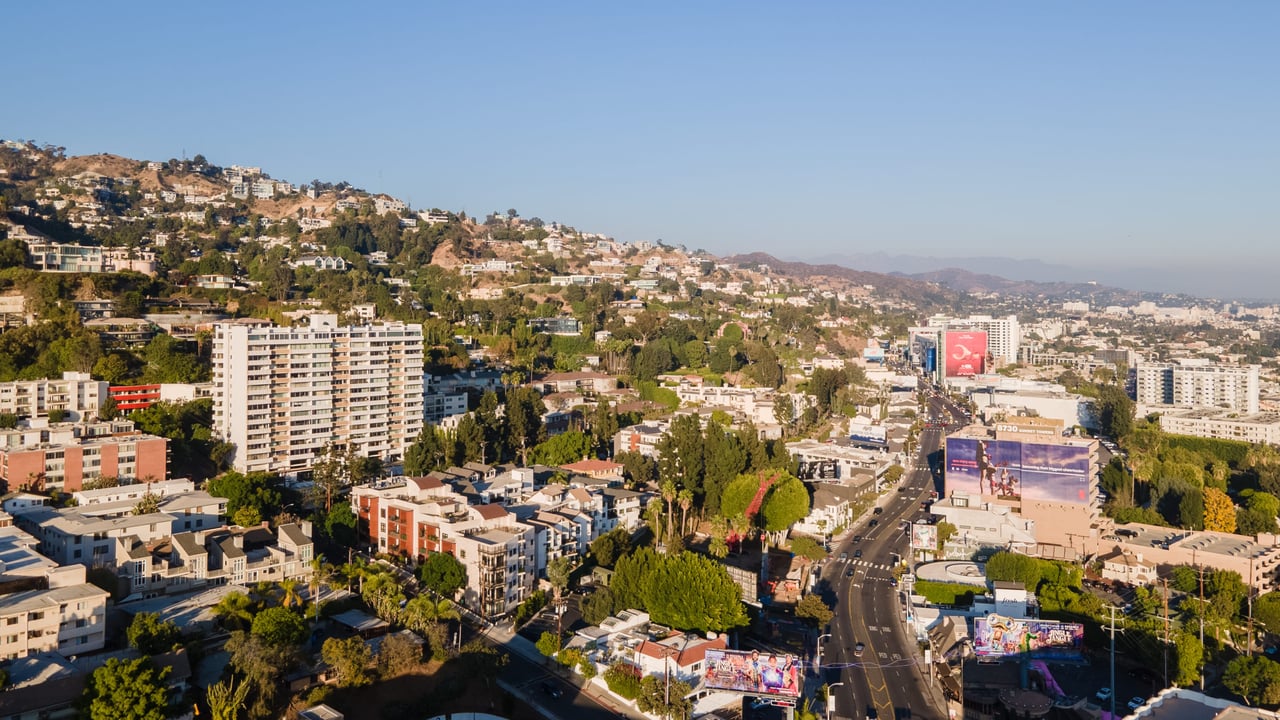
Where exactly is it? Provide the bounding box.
[636,635,729,667]
[561,458,623,474]
[473,504,508,521]
[409,476,446,492]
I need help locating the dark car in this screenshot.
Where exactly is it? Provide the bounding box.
[541,682,562,698]
[846,568,855,577]
[853,535,863,543]
[873,507,884,515]
[869,519,879,527]
[853,549,862,558]
[854,642,865,657]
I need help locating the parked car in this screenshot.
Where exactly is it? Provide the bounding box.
[541,682,563,698]
[1096,688,1113,702]
[1128,696,1146,711]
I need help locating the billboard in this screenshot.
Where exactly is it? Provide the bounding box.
[849,424,887,447]
[796,460,839,481]
[944,331,987,377]
[702,648,802,698]
[945,436,1092,505]
[911,522,938,551]
[973,615,1085,661]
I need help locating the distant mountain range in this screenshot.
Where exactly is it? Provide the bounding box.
[795,252,1269,304]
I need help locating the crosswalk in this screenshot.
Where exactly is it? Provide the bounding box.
[836,559,894,572]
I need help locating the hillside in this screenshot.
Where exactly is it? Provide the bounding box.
[724,252,959,309]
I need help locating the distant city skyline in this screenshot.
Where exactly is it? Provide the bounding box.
[4,2,1277,297]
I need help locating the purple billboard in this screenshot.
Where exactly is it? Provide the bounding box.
[945,437,1092,505]
[973,615,1085,661]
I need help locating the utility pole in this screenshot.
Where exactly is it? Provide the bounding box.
[1105,604,1121,720]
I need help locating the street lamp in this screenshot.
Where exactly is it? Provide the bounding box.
[827,682,845,720]
[816,633,832,676]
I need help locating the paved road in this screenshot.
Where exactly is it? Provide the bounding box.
[821,388,961,719]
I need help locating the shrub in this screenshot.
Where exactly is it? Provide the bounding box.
[604,662,642,700]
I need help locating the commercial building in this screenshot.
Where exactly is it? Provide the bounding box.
[0,420,168,493]
[942,419,1100,558]
[1158,409,1280,445]
[953,375,1095,430]
[926,314,1021,365]
[785,438,897,488]
[1093,524,1280,593]
[0,373,108,422]
[1134,359,1260,413]
[212,315,424,477]
[927,491,1038,559]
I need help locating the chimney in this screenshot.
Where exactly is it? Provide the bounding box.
[232,535,243,549]
[301,520,313,538]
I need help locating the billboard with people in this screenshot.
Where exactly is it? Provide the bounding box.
[702,648,802,698]
[943,331,987,377]
[945,436,1092,505]
[911,522,938,551]
[973,615,1085,660]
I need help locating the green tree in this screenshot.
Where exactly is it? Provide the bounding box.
[537,630,564,658]
[321,636,373,688]
[591,398,620,456]
[417,552,467,598]
[126,612,181,655]
[132,492,161,516]
[637,675,693,720]
[530,430,593,466]
[794,593,834,627]
[1173,629,1204,687]
[1255,591,1280,635]
[206,471,283,523]
[1223,655,1280,707]
[226,630,298,720]
[212,591,256,631]
[581,587,615,625]
[362,572,406,622]
[1096,384,1135,439]
[617,450,657,488]
[590,527,632,568]
[324,502,358,547]
[505,386,547,464]
[644,551,748,633]
[83,657,171,720]
[985,552,1043,589]
[250,606,306,648]
[547,556,574,599]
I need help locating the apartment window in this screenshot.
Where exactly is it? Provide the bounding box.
[27,612,43,621]
[4,618,15,626]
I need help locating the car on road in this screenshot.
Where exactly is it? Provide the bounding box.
[846,568,855,577]
[541,682,563,698]
[839,552,848,561]
[889,578,898,587]
[854,642,865,657]
[868,519,879,527]
[873,507,884,515]
[853,549,862,558]
[1128,697,1146,711]
[1095,688,1112,702]
[853,535,863,543]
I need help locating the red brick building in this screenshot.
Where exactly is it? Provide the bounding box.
[0,420,168,492]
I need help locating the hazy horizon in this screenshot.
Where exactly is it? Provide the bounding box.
[4,2,1276,300]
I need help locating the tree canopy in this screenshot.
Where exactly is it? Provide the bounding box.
[84,658,171,720]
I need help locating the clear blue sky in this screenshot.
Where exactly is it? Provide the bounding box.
[5,2,1277,281]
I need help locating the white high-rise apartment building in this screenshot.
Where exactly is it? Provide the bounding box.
[926,314,1021,364]
[213,315,424,477]
[1134,359,1260,414]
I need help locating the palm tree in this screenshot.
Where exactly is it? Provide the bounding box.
[401,596,458,634]
[207,678,251,720]
[660,481,678,545]
[211,591,255,631]
[277,578,304,609]
[250,581,279,608]
[677,488,694,537]
[362,572,405,622]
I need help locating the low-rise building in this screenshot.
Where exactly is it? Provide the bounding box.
[1158,409,1280,445]
[0,525,110,658]
[0,373,108,422]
